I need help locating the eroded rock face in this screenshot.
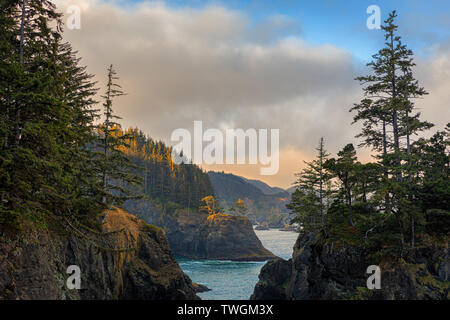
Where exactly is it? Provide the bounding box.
[250,258,292,300]
[167,213,276,261]
[123,199,276,261]
[0,208,199,300]
[251,232,450,300]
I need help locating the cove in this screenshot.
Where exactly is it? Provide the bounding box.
[176,228,299,300]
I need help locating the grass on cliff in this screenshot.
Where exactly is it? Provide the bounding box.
[206,213,234,221]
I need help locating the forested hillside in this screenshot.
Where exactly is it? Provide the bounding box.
[0,0,204,300]
[0,0,213,230]
[242,177,287,195]
[119,127,214,211]
[208,171,290,225]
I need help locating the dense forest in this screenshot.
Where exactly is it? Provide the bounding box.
[287,11,449,259]
[119,127,214,210]
[0,0,213,231]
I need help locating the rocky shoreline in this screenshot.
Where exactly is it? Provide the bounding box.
[0,208,199,300]
[251,232,450,300]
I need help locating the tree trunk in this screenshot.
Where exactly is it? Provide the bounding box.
[4,106,8,148]
[390,33,402,184]
[382,119,391,213]
[362,183,367,203]
[14,0,26,147]
[19,0,26,63]
[347,188,354,226]
[405,109,415,249]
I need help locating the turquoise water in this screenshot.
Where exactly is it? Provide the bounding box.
[176,229,299,300]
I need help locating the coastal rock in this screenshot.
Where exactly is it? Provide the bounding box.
[0,208,199,300]
[250,258,292,300]
[168,213,276,261]
[251,232,450,300]
[192,283,211,293]
[124,199,276,261]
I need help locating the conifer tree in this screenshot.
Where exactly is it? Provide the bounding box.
[95,65,141,206]
[290,137,332,235]
[325,144,359,226]
[351,11,434,248]
[1,0,102,226]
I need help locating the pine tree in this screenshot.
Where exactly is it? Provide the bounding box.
[350,11,433,247]
[95,65,141,207]
[1,0,102,227]
[325,144,359,226]
[289,137,332,235]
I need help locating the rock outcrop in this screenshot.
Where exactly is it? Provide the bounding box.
[0,208,199,300]
[167,213,276,261]
[124,199,276,261]
[251,232,449,300]
[192,283,211,293]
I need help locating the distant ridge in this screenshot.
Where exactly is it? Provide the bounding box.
[241,177,288,196]
[207,171,291,225]
[286,186,297,194]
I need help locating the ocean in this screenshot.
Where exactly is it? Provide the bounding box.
[176,229,299,300]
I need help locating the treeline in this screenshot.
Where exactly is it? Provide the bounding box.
[0,0,104,228]
[0,1,213,230]
[119,127,214,210]
[288,11,449,259]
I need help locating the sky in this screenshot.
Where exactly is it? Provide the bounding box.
[54,0,450,188]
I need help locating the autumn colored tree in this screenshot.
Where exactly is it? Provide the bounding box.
[200,195,222,215]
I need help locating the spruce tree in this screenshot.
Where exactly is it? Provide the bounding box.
[289,137,332,235]
[95,65,141,207]
[325,144,359,226]
[351,11,433,247]
[1,0,102,227]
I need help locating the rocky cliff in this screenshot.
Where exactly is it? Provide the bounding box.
[167,213,276,261]
[124,199,276,261]
[251,232,449,300]
[0,208,198,300]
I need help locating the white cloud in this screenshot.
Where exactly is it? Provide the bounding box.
[54,0,449,188]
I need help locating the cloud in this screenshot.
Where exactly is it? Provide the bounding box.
[54,1,448,188]
[415,41,450,132]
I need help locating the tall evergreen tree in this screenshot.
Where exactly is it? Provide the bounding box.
[95,65,141,206]
[350,11,433,247]
[290,137,332,235]
[325,144,359,226]
[0,0,102,227]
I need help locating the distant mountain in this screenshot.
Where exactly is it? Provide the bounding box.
[207,171,291,225]
[242,177,288,196]
[286,186,297,194]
